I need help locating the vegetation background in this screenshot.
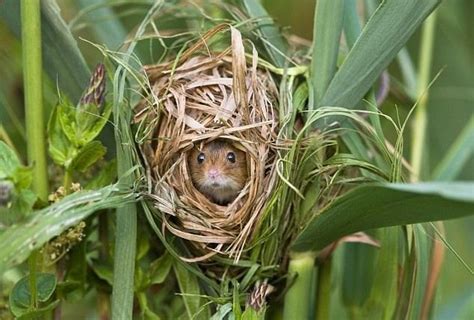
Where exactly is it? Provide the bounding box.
[0,0,472,318]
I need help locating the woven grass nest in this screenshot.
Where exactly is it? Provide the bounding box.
[136,26,280,261]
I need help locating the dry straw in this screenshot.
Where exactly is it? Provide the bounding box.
[135,25,281,262]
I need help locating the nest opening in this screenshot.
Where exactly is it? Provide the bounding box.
[137,27,280,261]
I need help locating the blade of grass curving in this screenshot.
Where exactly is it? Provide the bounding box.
[311,0,344,107]
[319,0,441,126]
[292,182,474,252]
[0,184,137,274]
[110,2,163,318]
[76,0,128,50]
[0,0,90,103]
[242,0,288,68]
[432,116,474,181]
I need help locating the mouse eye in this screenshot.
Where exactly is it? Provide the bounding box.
[227,152,236,163]
[197,153,205,164]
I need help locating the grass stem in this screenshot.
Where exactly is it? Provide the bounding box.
[410,11,438,182]
[283,252,316,319]
[21,0,48,310]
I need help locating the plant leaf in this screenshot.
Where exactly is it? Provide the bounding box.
[0,183,137,273]
[242,0,288,68]
[310,0,344,106]
[174,261,210,320]
[69,141,106,172]
[0,0,90,103]
[149,252,173,285]
[292,183,474,252]
[47,104,75,166]
[319,0,441,125]
[0,141,21,178]
[9,273,57,316]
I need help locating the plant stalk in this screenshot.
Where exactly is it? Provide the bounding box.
[21,0,48,310]
[315,259,332,320]
[410,11,438,182]
[283,252,317,319]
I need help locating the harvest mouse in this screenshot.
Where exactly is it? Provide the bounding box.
[188,140,248,205]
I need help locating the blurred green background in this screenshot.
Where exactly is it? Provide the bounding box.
[0,0,472,317]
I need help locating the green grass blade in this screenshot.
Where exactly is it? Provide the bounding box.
[174,262,210,320]
[311,0,344,106]
[0,0,90,103]
[76,0,127,50]
[243,0,288,68]
[292,182,474,252]
[432,116,474,181]
[0,184,137,273]
[320,0,441,117]
[110,2,163,318]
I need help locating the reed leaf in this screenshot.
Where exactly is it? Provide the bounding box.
[292,182,474,252]
[319,0,440,125]
[0,184,137,273]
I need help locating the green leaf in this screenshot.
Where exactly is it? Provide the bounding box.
[292,182,474,252]
[14,300,60,320]
[75,102,112,146]
[0,141,20,178]
[311,0,344,106]
[69,141,106,172]
[210,303,233,320]
[9,273,57,316]
[57,100,79,146]
[47,104,75,166]
[0,183,137,273]
[149,252,173,285]
[319,0,441,123]
[242,0,288,68]
[174,261,210,320]
[0,0,90,103]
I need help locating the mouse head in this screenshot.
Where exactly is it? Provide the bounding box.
[188,140,248,204]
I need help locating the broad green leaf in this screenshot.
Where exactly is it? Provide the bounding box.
[149,252,173,285]
[242,306,265,320]
[57,100,79,147]
[9,273,56,316]
[69,141,106,172]
[242,0,288,68]
[0,183,137,273]
[292,183,474,252]
[319,0,441,124]
[311,0,344,106]
[174,261,210,320]
[0,0,90,102]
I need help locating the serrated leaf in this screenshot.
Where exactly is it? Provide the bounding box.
[57,100,78,146]
[69,141,106,172]
[75,102,112,146]
[9,273,57,316]
[47,105,75,166]
[292,183,474,252]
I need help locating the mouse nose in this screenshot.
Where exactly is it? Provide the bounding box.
[208,168,220,179]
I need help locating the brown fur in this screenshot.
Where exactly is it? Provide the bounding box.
[188,140,248,205]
